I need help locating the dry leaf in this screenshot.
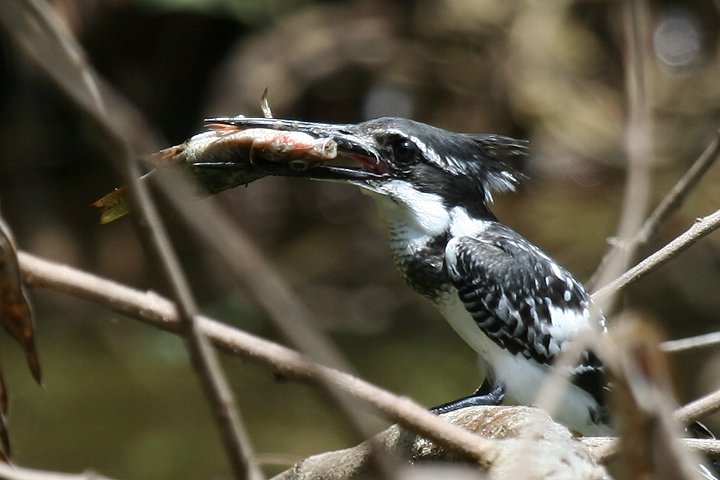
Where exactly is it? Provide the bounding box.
[0,216,41,384]
[0,214,43,459]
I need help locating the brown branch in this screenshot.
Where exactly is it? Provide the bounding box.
[121,162,263,480]
[635,129,720,246]
[589,128,720,296]
[663,331,720,353]
[18,251,499,467]
[0,463,116,480]
[582,437,720,459]
[592,208,720,304]
[676,386,720,427]
[152,168,399,477]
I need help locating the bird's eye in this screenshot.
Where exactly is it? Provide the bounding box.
[388,137,420,166]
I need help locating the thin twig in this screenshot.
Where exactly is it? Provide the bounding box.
[17,251,499,467]
[121,161,264,480]
[588,382,720,463]
[663,331,720,353]
[676,387,720,427]
[151,167,399,477]
[0,463,116,480]
[592,208,720,304]
[588,0,653,307]
[0,0,106,120]
[582,437,720,459]
[590,128,720,294]
[635,129,720,246]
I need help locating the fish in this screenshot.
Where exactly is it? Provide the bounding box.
[93,121,338,224]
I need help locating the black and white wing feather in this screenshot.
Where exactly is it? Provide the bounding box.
[445,223,608,406]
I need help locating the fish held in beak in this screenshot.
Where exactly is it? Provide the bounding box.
[93,124,339,223]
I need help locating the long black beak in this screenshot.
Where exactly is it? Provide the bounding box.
[203,116,389,181]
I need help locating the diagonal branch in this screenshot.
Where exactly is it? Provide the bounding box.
[676,386,720,427]
[17,251,499,467]
[589,128,720,295]
[150,168,399,478]
[663,331,720,353]
[120,160,264,480]
[634,129,720,247]
[18,250,720,463]
[592,208,720,304]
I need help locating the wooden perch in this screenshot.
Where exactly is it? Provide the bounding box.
[272,406,608,480]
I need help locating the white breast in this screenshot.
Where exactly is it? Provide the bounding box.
[436,292,611,436]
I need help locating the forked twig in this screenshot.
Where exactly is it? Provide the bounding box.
[589,128,720,294]
[593,208,720,304]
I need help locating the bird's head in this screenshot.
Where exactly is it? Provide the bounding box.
[202,116,528,219]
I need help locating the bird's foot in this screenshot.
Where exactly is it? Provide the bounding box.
[430,381,505,415]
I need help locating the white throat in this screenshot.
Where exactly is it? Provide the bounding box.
[363,180,492,237]
[364,180,450,238]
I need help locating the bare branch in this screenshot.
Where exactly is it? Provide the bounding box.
[582,437,720,458]
[18,251,499,467]
[121,162,264,480]
[663,331,720,353]
[589,128,720,297]
[676,387,720,427]
[0,463,116,480]
[636,129,720,246]
[152,168,399,478]
[592,208,720,303]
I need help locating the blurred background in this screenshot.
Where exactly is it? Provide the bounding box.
[1,0,720,478]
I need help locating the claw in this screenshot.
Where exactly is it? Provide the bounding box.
[430,380,506,415]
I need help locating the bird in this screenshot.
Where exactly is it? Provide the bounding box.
[204,116,610,433]
[199,116,718,475]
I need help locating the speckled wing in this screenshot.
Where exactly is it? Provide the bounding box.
[444,226,607,405]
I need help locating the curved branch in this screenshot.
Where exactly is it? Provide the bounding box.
[17,251,499,467]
